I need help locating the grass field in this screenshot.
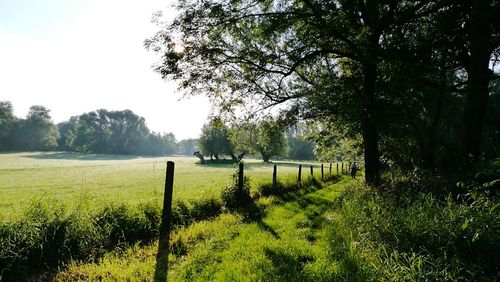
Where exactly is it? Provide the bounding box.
[0,152,328,218]
[55,180,350,281]
[1,152,498,280]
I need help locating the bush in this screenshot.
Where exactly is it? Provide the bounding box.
[221,169,252,211]
[190,198,223,221]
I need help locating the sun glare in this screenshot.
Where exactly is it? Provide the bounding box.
[173,43,185,54]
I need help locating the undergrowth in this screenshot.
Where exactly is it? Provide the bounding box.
[0,196,225,280]
[330,180,500,281]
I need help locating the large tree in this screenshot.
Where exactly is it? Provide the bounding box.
[10,105,60,151]
[460,0,500,160]
[147,0,442,186]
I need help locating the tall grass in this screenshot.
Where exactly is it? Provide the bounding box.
[0,163,327,280]
[330,183,500,281]
[0,195,225,280]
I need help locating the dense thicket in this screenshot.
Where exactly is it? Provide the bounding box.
[147,0,500,186]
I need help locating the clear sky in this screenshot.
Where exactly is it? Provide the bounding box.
[0,0,210,140]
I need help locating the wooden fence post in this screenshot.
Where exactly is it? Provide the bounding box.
[310,165,314,176]
[298,165,302,188]
[336,163,339,175]
[238,162,244,192]
[341,162,344,175]
[321,163,324,181]
[329,162,332,180]
[272,165,277,189]
[155,161,175,282]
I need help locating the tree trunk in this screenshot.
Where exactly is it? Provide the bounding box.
[462,0,492,160]
[361,63,381,186]
[423,82,446,168]
[262,152,270,163]
[229,152,237,161]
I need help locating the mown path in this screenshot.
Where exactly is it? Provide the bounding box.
[56,178,356,281]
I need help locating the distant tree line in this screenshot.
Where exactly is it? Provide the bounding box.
[197,116,316,162]
[0,101,198,156]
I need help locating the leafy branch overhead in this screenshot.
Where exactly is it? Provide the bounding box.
[148,0,500,186]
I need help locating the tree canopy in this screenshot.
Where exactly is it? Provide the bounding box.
[148,0,500,185]
[0,103,182,156]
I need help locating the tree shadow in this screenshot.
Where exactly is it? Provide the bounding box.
[23,152,160,161]
[263,247,314,281]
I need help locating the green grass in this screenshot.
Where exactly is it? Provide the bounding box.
[55,179,351,281]
[53,175,500,281]
[0,152,334,218]
[0,152,344,280]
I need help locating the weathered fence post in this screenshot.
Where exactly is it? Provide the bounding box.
[329,162,332,180]
[310,165,314,176]
[272,165,277,189]
[298,165,302,188]
[155,161,175,282]
[238,162,244,192]
[342,162,344,175]
[336,163,339,175]
[321,163,324,181]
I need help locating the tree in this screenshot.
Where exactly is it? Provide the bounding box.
[255,118,287,162]
[460,0,500,160]
[106,110,150,154]
[178,138,198,155]
[230,117,287,162]
[0,101,15,150]
[63,109,175,156]
[147,0,444,186]
[15,105,59,151]
[198,117,235,160]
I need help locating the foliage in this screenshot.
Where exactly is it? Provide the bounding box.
[147,0,500,185]
[0,194,226,280]
[0,101,15,150]
[221,167,252,211]
[177,138,198,155]
[230,117,287,162]
[0,104,59,151]
[332,181,500,281]
[63,109,177,156]
[0,104,178,156]
[255,117,287,162]
[199,117,235,160]
[286,136,315,161]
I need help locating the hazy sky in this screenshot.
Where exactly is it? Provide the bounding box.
[0,0,210,140]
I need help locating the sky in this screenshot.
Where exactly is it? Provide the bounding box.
[0,0,210,140]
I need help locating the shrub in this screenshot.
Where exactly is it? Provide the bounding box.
[190,198,223,221]
[221,169,252,211]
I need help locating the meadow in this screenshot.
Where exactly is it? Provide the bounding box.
[1,152,498,281]
[0,152,326,218]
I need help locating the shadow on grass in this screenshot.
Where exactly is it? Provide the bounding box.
[23,151,161,161]
[263,247,314,281]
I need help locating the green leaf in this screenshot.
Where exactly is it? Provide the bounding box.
[461,221,469,230]
[490,203,500,214]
